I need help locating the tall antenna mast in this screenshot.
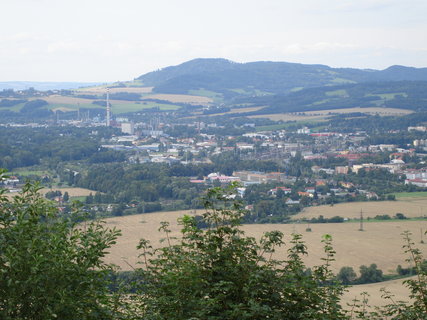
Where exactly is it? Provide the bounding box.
[359,209,364,231]
[106,88,111,126]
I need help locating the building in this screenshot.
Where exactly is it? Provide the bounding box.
[121,122,135,135]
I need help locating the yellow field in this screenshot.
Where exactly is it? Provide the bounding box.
[5,187,96,199]
[249,107,413,121]
[342,277,412,308]
[143,94,213,105]
[250,114,326,121]
[99,209,427,309]
[185,106,265,119]
[43,95,141,106]
[42,95,94,105]
[293,199,427,220]
[303,107,412,116]
[39,187,96,197]
[103,211,427,274]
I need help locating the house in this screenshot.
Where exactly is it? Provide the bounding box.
[298,191,313,198]
[339,182,354,189]
[269,187,292,196]
[207,173,240,184]
[335,166,349,175]
[305,187,316,194]
[405,179,427,188]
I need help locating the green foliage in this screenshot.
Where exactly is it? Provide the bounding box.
[337,267,357,285]
[363,231,427,319]
[0,169,123,320]
[135,183,347,319]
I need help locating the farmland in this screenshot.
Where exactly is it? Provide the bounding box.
[38,187,96,197]
[293,197,427,220]
[143,93,212,105]
[101,208,427,309]
[342,277,412,308]
[250,107,413,122]
[103,210,427,274]
[30,94,182,113]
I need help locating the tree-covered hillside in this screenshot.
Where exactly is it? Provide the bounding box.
[136,58,427,97]
[243,81,427,114]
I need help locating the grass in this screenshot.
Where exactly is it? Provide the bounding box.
[325,89,348,97]
[110,102,181,113]
[366,92,408,100]
[143,93,212,105]
[188,89,223,102]
[290,87,304,92]
[330,77,356,84]
[11,169,50,177]
[392,191,427,199]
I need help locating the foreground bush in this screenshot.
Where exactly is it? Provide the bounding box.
[0,169,122,320]
[134,183,347,320]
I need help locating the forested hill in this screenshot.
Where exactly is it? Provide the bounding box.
[136,58,427,96]
[244,81,427,114]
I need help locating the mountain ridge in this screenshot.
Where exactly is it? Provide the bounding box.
[136,58,427,97]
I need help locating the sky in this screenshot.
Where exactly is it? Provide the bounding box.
[1,0,427,82]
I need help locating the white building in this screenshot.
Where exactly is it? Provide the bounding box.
[121,122,135,135]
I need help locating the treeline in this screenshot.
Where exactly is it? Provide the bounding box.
[327,111,427,133]
[0,126,119,170]
[337,260,427,285]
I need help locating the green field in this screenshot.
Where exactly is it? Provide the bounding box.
[110,102,181,113]
[325,89,347,97]
[366,92,408,100]
[188,89,223,102]
[391,191,427,199]
[45,101,180,114]
[11,169,50,177]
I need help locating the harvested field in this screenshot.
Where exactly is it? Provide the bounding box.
[143,94,212,105]
[249,107,413,122]
[103,211,427,275]
[42,95,94,105]
[302,107,412,116]
[39,187,96,197]
[5,187,96,199]
[293,199,427,220]
[250,114,327,122]
[342,277,412,308]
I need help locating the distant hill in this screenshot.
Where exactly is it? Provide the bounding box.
[240,81,427,114]
[0,82,103,91]
[136,58,427,98]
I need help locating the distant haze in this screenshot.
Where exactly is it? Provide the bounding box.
[1,0,426,82]
[0,82,102,91]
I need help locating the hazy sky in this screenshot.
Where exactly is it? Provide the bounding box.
[1,0,427,82]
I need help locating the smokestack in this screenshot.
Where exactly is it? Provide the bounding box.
[106,88,111,126]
